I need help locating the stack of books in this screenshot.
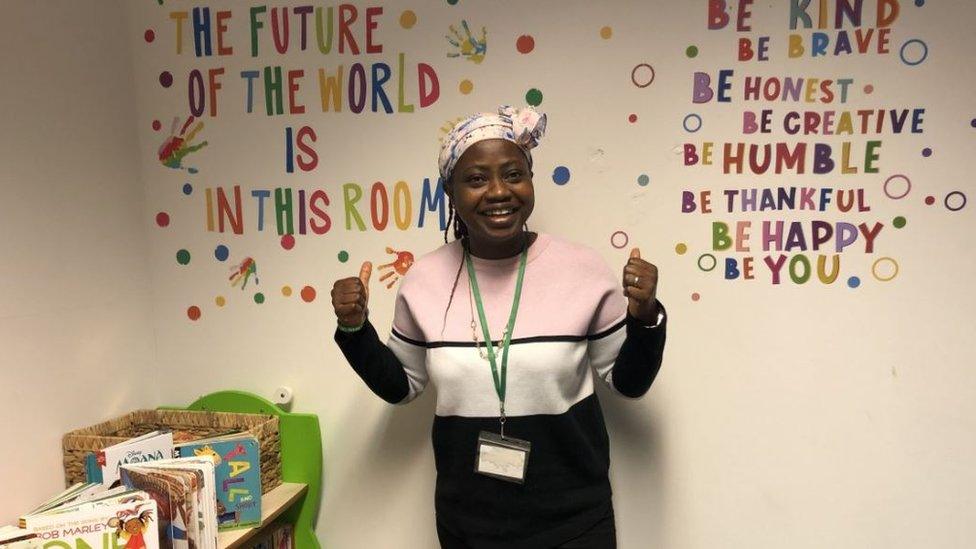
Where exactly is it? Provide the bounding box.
[6,484,160,549]
[1,430,263,549]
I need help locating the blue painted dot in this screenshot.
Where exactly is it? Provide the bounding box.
[915,0,924,6]
[637,174,650,186]
[215,245,229,262]
[552,166,571,185]
[922,147,932,157]
[847,276,861,288]
[182,183,193,195]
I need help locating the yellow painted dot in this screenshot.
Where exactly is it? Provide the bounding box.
[282,285,293,297]
[215,296,226,307]
[459,79,474,95]
[600,26,613,39]
[675,243,688,255]
[399,10,417,29]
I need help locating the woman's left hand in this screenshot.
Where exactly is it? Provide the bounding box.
[623,248,659,324]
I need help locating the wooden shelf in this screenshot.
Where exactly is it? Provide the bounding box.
[217,482,308,549]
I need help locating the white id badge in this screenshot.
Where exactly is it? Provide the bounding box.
[475,430,531,483]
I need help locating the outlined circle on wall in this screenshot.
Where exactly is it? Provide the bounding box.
[883,174,912,200]
[697,253,717,272]
[631,64,655,88]
[899,39,929,66]
[610,231,629,249]
[871,257,900,282]
[683,114,703,133]
[945,191,967,211]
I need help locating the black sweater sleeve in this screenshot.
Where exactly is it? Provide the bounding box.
[610,302,668,398]
[333,318,411,404]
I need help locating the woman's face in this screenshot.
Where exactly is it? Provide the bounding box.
[448,139,535,249]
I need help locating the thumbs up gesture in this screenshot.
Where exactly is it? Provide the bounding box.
[331,261,372,329]
[622,248,660,324]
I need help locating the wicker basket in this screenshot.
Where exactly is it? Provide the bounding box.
[62,409,282,494]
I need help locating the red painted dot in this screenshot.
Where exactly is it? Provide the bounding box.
[301,285,317,303]
[144,29,155,43]
[152,119,161,131]
[628,114,638,123]
[281,234,295,250]
[516,35,535,54]
[864,84,874,94]
[925,195,935,205]
[691,292,701,302]
[155,212,170,227]
[187,306,201,321]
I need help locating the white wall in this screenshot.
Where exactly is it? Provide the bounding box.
[0,1,157,524]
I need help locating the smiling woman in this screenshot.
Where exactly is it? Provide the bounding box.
[330,106,668,549]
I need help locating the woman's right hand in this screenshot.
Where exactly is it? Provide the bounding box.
[331,261,371,328]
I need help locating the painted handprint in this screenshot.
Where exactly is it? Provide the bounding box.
[378,247,415,289]
[446,21,487,64]
[158,115,208,173]
[229,257,258,289]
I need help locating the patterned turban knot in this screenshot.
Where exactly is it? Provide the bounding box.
[438,105,548,182]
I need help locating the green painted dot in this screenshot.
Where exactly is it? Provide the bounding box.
[686,45,699,58]
[176,249,191,265]
[338,250,350,263]
[254,292,265,304]
[526,88,543,106]
[447,0,458,4]
[893,216,907,228]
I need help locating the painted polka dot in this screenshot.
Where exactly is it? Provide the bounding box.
[847,276,861,288]
[281,234,296,250]
[254,292,265,304]
[338,250,350,262]
[628,114,638,123]
[675,243,688,255]
[925,195,936,205]
[915,0,925,6]
[176,249,191,265]
[971,118,976,128]
[552,166,571,185]
[152,119,161,131]
[187,306,201,321]
[893,216,907,228]
[864,84,874,94]
[399,10,417,28]
[159,71,173,88]
[301,286,317,303]
[447,0,458,4]
[922,147,932,157]
[691,292,701,302]
[155,212,170,227]
[459,79,474,94]
[686,45,699,58]
[214,245,229,261]
[516,35,535,54]
[600,26,613,39]
[182,183,193,195]
[282,285,293,297]
[215,296,226,307]
[526,88,543,106]
[144,29,155,43]
[637,174,650,186]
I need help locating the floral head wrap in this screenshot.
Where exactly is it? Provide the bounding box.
[438,105,547,182]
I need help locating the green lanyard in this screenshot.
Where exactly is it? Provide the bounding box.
[464,243,528,433]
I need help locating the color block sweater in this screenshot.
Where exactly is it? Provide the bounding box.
[334,232,667,548]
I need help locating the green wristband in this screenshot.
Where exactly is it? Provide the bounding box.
[337,320,366,333]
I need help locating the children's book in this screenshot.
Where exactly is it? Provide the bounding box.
[96,431,175,488]
[18,492,159,549]
[175,434,261,530]
[121,457,218,549]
